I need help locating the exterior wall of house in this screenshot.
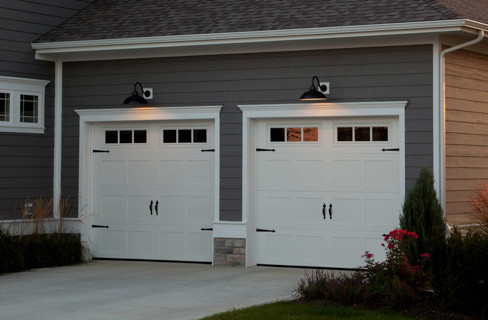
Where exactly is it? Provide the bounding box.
[62,44,434,221]
[0,0,92,219]
[445,48,488,226]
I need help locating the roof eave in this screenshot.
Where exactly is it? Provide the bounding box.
[32,19,477,61]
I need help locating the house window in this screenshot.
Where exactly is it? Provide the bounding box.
[162,128,208,144]
[0,76,49,134]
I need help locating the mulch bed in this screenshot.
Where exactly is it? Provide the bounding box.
[400,292,480,320]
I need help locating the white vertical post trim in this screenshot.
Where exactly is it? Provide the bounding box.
[53,60,63,218]
[432,38,441,199]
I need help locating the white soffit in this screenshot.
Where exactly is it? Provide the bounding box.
[31,19,484,62]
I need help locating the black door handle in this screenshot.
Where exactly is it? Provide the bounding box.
[322,203,326,220]
[149,200,153,215]
[155,200,159,215]
[329,204,333,219]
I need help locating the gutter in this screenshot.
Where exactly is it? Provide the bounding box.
[438,30,485,234]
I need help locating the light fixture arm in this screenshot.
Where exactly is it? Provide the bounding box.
[133,82,149,97]
[311,76,327,92]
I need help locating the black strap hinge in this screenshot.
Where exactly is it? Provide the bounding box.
[93,150,110,153]
[256,148,276,152]
[256,228,276,233]
[201,228,213,231]
[92,225,109,228]
[201,149,215,152]
[382,148,400,152]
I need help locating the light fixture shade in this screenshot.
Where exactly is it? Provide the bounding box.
[300,88,327,101]
[123,92,148,104]
[123,82,149,104]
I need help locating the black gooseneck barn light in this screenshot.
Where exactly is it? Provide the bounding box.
[300,76,328,101]
[123,82,151,104]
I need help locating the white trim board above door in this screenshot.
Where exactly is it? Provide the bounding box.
[75,106,222,261]
[238,102,407,267]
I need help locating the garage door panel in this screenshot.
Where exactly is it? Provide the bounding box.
[127,160,152,184]
[99,229,125,255]
[100,195,127,219]
[332,160,362,185]
[294,160,325,186]
[364,199,397,225]
[187,196,214,221]
[330,198,363,224]
[186,160,213,184]
[255,116,401,268]
[127,195,153,218]
[92,121,214,262]
[295,197,326,222]
[158,231,185,259]
[100,160,126,184]
[159,160,184,183]
[127,230,151,256]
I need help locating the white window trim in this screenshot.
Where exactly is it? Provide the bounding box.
[75,106,222,260]
[0,76,49,134]
[237,101,407,267]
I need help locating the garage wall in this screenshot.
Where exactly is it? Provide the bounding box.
[445,48,488,226]
[62,45,433,221]
[0,0,92,219]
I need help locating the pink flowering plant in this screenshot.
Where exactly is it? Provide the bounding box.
[360,229,431,307]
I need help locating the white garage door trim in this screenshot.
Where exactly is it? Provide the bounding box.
[75,106,222,259]
[238,101,407,267]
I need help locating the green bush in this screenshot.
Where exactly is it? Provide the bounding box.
[400,167,446,264]
[432,229,488,318]
[0,231,83,274]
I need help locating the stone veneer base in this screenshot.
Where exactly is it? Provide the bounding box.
[214,238,246,266]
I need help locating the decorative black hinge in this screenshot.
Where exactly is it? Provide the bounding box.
[382,148,400,152]
[256,228,276,233]
[92,225,109,228]
[201,149,215,152]
[201,228,213,231]
[256,148,276,152]
[93,150,110,153]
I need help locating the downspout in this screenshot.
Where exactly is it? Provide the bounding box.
[438,30,484,230]
[53,60,63,218]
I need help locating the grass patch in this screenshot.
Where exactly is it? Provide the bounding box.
[201,301,419,320]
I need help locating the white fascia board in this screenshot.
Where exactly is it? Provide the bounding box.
[32,20,468,61]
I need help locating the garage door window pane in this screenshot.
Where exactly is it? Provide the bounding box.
[287,127,301,142]
[134,130,147,143]
[178,129,191,143]
[120,130,132,143]
[337,127,353,141]
[373,126,388,141]
[105,130,118,144]
[303,127,318,141]
[193,129,207,143]
[270,128,285,142]
[355,127,370,141]
[163,130,177,143]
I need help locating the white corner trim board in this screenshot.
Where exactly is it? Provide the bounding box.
[75,105,222,247]
[238,101,407,267]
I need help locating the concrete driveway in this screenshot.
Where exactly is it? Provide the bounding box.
[0,260,309,320]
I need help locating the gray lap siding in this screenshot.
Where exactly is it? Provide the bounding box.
[0,0,92,219]
[62,45,433,221]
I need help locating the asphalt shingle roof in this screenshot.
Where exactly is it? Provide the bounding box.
[36,0,488,43]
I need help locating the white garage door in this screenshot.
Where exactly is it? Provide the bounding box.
[255,116,401,268]
[91,120,214,262]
